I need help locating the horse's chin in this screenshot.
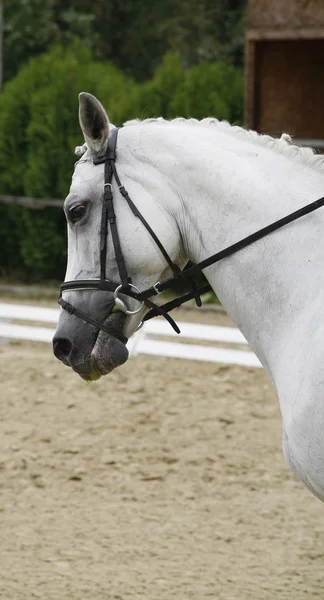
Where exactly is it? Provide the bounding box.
[75,331,129,381]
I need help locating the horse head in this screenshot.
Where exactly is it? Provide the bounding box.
[53,93,186,380]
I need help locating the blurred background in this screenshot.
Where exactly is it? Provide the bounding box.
[0,0,323,290]
[0,0,246,290]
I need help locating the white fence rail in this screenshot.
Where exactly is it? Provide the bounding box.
[0,302,261,368]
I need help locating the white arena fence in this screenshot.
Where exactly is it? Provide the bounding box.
[0,302,262,368]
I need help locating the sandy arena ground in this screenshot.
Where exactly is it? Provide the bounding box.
[1,307,324,599]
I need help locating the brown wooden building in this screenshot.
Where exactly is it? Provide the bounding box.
[245,0,324,148]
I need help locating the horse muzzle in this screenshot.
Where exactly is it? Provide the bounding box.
[53,304,129,380]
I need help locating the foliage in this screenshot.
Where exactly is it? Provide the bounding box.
[3,0,247,83]
[73,0,247,80]
[0,42,134,279]
[127,52,243,123]
[3,0,98,82]
[0,43,243,281]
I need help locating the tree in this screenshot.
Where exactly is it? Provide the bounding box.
[81,0,247,80]
[3,0,247,83]
[0,0,3,90]
[0,42,134,279]
[3,0,97,82]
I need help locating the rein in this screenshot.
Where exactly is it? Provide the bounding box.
[59,127,324,337]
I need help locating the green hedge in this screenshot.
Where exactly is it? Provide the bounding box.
[0,42,243,281]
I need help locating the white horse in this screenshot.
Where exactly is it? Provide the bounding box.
[54,92,324,501]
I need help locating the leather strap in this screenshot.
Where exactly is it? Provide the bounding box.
[60,126,324,338]
[58,296,128,343]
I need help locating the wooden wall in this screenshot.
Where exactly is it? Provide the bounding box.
[248,0,324,32]
[245,0,324,141]
[248,39,324,137]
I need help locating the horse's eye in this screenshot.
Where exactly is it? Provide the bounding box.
[68,203,86,222]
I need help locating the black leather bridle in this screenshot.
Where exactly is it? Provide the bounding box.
[59,127,324,340]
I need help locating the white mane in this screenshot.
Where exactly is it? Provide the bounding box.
[75,117,324,174]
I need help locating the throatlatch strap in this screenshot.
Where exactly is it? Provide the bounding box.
[112,164,180,277]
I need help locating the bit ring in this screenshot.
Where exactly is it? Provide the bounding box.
[114,284,144,315]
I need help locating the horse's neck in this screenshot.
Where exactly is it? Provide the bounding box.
[127,123,324,502]
[145,125,324,378]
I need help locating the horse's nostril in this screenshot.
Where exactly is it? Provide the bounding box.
[61,340,72,354]
[53,338,73,362]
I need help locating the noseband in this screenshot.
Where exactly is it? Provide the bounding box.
[59,127,324,340]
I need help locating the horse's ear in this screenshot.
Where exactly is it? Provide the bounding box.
[78,92,110,156]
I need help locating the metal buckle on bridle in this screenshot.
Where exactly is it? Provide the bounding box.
[152,281,161,294]
[113,284,144,315]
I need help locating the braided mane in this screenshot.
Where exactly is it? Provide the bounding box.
[75,117,324,174]
[124,117,324,173]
